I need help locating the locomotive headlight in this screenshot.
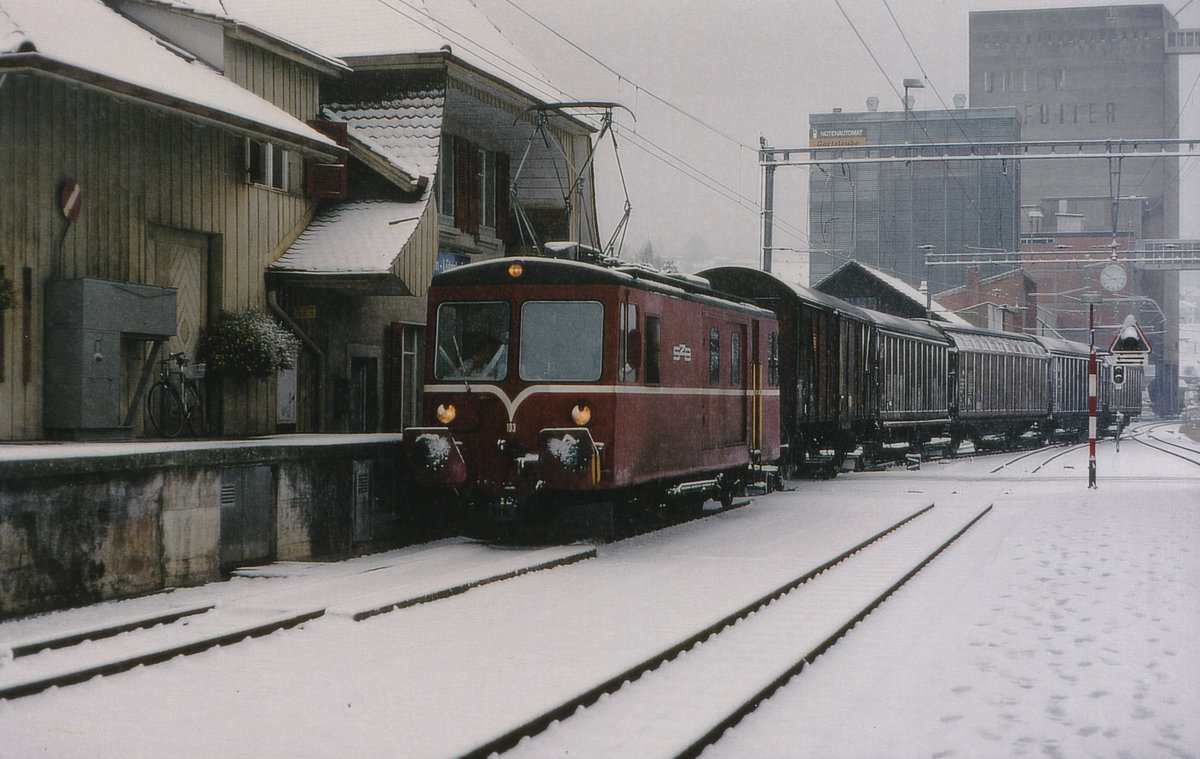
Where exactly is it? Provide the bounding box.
[570,403,592,426]
[436,403,457,424]
[508,262,524,279]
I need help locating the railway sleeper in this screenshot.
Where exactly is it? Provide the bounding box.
[485,503,992,759]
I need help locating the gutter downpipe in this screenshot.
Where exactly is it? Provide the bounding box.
[268,289,326,431]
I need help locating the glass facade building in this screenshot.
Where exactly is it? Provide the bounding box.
[808,107,1021,294]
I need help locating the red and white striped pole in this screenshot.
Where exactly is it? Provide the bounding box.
[1088,303,1097,489]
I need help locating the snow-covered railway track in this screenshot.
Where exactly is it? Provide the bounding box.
[462,503,992,759]
[989,442,1086,475]
[0,605,326,700]
[0,542,595,701]
[1129,424,1200,467]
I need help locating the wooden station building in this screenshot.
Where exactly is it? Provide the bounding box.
[0,0,597,441]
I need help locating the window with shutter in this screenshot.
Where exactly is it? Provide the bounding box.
[305,120,348,199]
[440,134,510,242]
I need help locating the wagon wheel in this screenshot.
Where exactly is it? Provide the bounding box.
[781,433,806,480]
[859,442,879,471]
[777,447,795,481]
[947,435,963,458]
[716,474,735,510]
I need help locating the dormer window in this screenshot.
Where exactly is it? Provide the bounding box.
[437,134,508,241]
[246,138,289,190]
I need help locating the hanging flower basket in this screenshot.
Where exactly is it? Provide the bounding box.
[0,276,15,311]
[198,310,301,379]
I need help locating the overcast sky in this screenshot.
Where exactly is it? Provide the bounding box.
[473,0,1200,276]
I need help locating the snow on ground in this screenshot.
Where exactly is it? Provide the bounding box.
[708,438,1200,758]
[0,426,1196,758]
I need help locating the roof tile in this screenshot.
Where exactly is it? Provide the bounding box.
[324,88,445,181]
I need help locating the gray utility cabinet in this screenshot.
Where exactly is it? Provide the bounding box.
[44,277,176,436]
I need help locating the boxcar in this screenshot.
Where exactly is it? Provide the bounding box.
[701,266,874,473]
[938,325,1050,446]
[1034,335,1092,441]
[862,308,951,459]
[404,257,780,529]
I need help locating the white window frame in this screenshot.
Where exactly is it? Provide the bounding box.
[246,138,289,191]
[479,148,496,234]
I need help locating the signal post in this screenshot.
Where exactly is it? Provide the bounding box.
[1101,316,1152,486]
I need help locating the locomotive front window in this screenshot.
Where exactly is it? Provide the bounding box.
[434,302,510,381]
[520,301,604,381]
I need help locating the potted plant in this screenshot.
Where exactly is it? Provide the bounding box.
[197,310,300,379]
[0,275,15,312]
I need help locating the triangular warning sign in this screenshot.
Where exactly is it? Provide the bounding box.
[1109,316,1151,354]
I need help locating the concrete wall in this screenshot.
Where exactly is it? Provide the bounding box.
[0,436,428,620]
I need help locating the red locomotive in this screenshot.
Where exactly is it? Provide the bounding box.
[403,257,780,534]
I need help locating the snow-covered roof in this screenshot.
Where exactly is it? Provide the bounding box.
[822,259,971,326]
[268,91,442,288]
[117,0,350,75]
[323,87,444,189]
[127,0,232,20]
[0,0,340,158]
[269,199,427,289]
[157,0,568,105]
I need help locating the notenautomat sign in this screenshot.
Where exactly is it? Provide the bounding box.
[809,128,867,147]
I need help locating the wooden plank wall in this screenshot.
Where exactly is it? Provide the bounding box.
[395,195,439,299]
[0,42,322,439]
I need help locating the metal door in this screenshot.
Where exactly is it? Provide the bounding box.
[220,465,274,570]
[352,460,373,543]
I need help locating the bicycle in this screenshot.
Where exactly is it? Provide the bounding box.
[146,351,205,438]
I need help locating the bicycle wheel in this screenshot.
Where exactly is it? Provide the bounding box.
[147,382,184,438]
[184,383,205,437]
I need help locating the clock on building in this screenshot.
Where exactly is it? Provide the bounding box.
[1100,264,1127,292]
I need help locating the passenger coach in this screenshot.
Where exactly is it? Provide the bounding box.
[404,257,780,530]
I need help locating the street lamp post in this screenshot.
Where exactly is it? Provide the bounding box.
[902,77,924,113]
[902,78,925,169]
[919,244,936,318]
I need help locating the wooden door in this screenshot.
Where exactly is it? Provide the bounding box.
[152,226,209,359]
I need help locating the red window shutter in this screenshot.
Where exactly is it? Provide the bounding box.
[306,120,348,199]
[307,163,347,198]
[495,151,510,244]
[454,136,476,233]
[467,146,482,235]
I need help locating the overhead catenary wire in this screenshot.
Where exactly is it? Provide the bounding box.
[480,0,801,252]
[487,0,754,152]
[371,0,566,103]
[1129,57,1200,204]
[879,0,980,146]
[373,0,813,254]
[826,0,986,224]
[618,126,812,248]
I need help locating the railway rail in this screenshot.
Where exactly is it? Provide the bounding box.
[0,542,594,701]
[1127,421,1200,467]
[988,441,1089,475]
[462,502,992,759]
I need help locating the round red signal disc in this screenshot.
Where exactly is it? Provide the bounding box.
[61,180,82,221]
